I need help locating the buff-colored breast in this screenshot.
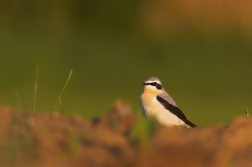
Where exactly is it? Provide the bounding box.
[140,88,163,117]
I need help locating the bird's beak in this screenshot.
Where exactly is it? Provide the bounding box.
[141,82,145,85]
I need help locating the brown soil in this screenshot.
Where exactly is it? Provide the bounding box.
[0,100,252,167]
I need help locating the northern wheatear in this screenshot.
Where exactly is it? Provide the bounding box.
[140,76,197,128]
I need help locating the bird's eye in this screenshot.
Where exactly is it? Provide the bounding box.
[150,82,157,86]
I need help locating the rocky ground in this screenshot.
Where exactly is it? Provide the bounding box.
[0,100,252,167]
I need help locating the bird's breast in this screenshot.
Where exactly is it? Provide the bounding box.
[140,93,162,117]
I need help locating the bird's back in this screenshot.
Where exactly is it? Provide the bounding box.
[157,91,177,107]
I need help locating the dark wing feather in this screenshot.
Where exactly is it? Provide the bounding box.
[184,119,197,128]
[156,96,197,128]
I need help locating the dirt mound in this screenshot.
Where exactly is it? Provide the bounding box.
[0,100,252,167]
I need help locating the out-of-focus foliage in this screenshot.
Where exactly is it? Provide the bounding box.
[0,0,137,35]
[0,0,252,127]
[139,0,252,36]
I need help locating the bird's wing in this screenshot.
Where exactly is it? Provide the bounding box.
[156,95,187,121]
[156,95,197,128]
[159,91,177,106]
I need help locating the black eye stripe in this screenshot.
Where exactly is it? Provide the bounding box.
[156,83,162,90]
[145,82,163,90]
[148,82,157,86]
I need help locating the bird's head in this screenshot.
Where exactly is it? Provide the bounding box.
[142,76,164,93]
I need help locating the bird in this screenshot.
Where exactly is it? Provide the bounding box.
[140,76,197,128]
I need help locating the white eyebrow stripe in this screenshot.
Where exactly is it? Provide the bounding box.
[145,81,161,84]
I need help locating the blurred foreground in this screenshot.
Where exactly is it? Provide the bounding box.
[0,100,252,167]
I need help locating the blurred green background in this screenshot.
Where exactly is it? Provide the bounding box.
[0,0,252,127]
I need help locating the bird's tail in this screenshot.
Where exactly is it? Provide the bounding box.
[184,119,197,128]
